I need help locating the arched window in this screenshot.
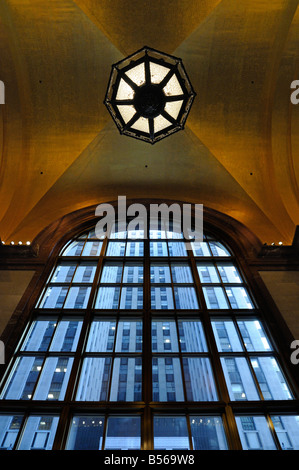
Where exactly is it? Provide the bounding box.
[0,209,298,450]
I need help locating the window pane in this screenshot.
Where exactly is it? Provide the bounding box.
[100,263,123,283]
[149,229,167,239]
[104,416,141,450]
[235,416,277,450]
[66,415,105,450]
[151,287,174,309]
[21,318,57,352]
[73,263,97,282]
[61,240,84,256]
[0,414,23,449]
[150,263,171,283]
[168,242,187,257]
[191,242,211,257]
[86,320,116,352]
[152,357,184,402]
[197,263,220,283]
[174,287,199,309]
[270,415,299,450]
[225,287,254,309]
[153,416,190,450]
[171,263,193,283]
[50,263,76,283]
[120,287,143,309]
[150,242,168,256]
[152,321,179,352]
[182,357,218,401]
[220,357,260,401]
[250,357,293,400]
[110,357,142,401]
[64,286,91,309]
[33,357,73,401]
[75,357,112,401]
[237,320,272,351]
[0,356,44,400]
[39,286,68,309]
[49,318,83,352]
[178,320,208,352]
[115,321,143,352]
[17,415,59,450]
[106,241,126,256]
[95,287,120,309]
[126,242,144,256]
[203,287,229,309]
[190,416,228,450]
[208,242,230,257]
[123,264,143,283]
[82,241,103,256]
[211,319,243,352]
[110,223,127,239]
[216,263,242,283]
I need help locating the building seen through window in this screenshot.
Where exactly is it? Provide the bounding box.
[0,218,298,450]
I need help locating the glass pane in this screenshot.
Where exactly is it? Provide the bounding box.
[21,318,57,351]
[225,287,254,309]
[211,319,243,352]
[73,263,97,282]
[220,357,260,401]
[250,357,293,400]
[197,263,220,283]
[1,356,44,400]
[174,287,199,309]
[82,241,103,256]
[270,415,299,450]
[125,242,144,256]
[110,357,142,401]
[49,318,83,352]
[61,240,84,256]
[191,242,211,257]
[150,242,168,256]
[66,415,105,450]
[100,263,123,283]
[95,287,120,309]
[64,286,91,309]
[106,241,126,256]
[209,242,230,256]
[50,263,76,283]
[76,357,112,401]
[237,320,272,351]
[0,414,23,449]
[104,416,141,450]
[152,357,184,402]
[190,416,228,450]
[150,264,171,283]
[115,321,143,352]
[178,320,208,352]
[120,287,143,309]
[149,229,167,239]
[151,287,174,309]
[39,286,68,309]
[216,263,242,283]
[203,287,229,309]
[86,320,116,352]
[17,415,59,450]
[123,264,143,283]
[153,416,190,450]
[168,242,187,257]
[235,416,277,450]
[171,263,193,283]
[151,321,179,352]
[33,357,73,400]
[110,223,127,239]
[182,357,218,401]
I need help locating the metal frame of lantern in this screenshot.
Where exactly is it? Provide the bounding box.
[104,46,196,144]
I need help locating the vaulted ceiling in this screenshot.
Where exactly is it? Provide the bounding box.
[0,0,298,245]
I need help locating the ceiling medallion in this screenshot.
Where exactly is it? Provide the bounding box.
[104,46,196,144]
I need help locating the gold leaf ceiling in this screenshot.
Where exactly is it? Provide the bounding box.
[0,0,298,245]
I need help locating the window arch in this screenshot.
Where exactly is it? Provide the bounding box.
[0,207,299,450]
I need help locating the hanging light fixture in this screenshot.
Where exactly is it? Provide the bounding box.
[104,46,196,144]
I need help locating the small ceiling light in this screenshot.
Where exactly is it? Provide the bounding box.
[104,46,196,144]
[26,241,31,245]
[10,241,14,245]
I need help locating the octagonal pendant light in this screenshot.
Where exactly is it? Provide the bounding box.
[104,46,196,144]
